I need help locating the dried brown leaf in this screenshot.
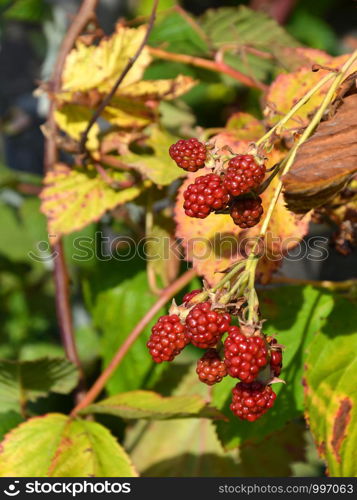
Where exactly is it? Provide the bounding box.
[283,93,357,213]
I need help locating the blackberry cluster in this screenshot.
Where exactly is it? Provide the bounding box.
[223,155,266,197]
[186,301,231,348]
[169,138,207,172]
[183,173,231,219]
[196,349,227,385]
[224,326,269,382]
[230,197,263,228]
[147,314,189,363]
[230,382,276,422]
[170,139,267,227]
[147,304,282,422]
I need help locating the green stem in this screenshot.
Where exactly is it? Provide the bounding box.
[211,260,247,293]
[255,72,334,148]
[215,50,357,320]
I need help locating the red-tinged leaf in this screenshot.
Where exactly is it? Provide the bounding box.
[0,414,137,477]
[175,147,310,285]
[40,163,144,239]
[212,113,265,146]
[265,50,357,135]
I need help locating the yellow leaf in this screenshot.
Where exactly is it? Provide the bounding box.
[54,105,99,151]
[103,96,154,128]
[0,414,137,477]
[62,25,151,94]
[40,163,144,239]
[119,75,196,100]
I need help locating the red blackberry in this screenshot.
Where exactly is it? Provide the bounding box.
[230,382,276,422]
[147,314,189,363]
[196,348,227,385]
[230,197,263,228]
[183,173,231,219]
[186,302,231,348]
[224,326,268,382]
[169,138,207,172]
[223,154,266,196]
[182,289,202,305]
[269,338,283,376]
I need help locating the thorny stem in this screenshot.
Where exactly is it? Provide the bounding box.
[44,0,99,400]
[71,268,196,415]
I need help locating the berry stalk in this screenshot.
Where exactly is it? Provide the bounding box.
[217,49,357,322]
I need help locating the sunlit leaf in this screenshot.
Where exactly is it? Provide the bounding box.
[304,294,357,476]
[0,414,137,477]
[54,105,99,151]
[40,163,144,239]
[124,366,239,476]
[120,127,184,185]
[265,49,357,133]
[81,390,224,420]
[62,25,151,94]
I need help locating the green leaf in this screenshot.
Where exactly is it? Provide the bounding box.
[304,294,357,476]
[81,390,224,420]
[0,411,24,441]
[40,163,144,239]
[88,263,165,394]
[124,367,239,476]
[213,286,338,449]
[287,10,338,53]
[4,0,48,22]
[150,10,210,56]
[201,6,297,50]
[121,127,184,185]
[0,413,137,477]
[200,6,298,81]
[0,358,79,412]
[0,197,47,264]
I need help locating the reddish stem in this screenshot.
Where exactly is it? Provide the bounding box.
[148,47,268,91]
[44,0,99,396]
[71,268,197,415]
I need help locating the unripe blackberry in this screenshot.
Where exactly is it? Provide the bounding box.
[230,197,263,228]
[230,382,276,422]
[183,173,231,219]
[169,138,207,172]
[182,289,202,305]
[147,314,189,363]
[268,338,283,376]
[196,348,227,385]
[186,302,231,348]
[223,154,265,196]
[224,326,268,382]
